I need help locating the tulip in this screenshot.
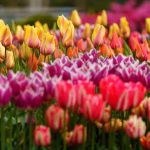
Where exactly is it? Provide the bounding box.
[70,10,82,27]
[40,32,56,56]
[101,10,107,26]
[34,125,51,146]
[54,48,63,59]
[66,125,87,145]
[67,47,78,58]
[16,25,25,44]
[82,23,91,39]
[100,106,111,123]
[62,21,74,47]
[140,132,150,149]
[95,15,102,25]
[1,25,12,47]
[145,18,150,34]
[45,105,69,131]
[120,17,130,38]
[24,25,40,49]
[81,94,105,121]
[0,42,5,60]
[76,39,87,52]
[125,115,146,139]
[100,44,114,57]
[43,23,49,32]
[0,20,6,42]
[92,24,106,46]
[109,23,120,39]
[57,15,69,36]
[20,43,32,60]
[6,50,15,69]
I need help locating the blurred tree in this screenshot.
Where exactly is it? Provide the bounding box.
[0,0,28,7]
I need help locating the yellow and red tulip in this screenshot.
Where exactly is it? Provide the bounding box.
[70,10,82,27]
[6,50,15,69]
[16,25,25,44]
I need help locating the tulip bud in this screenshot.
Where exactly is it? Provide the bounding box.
[145,18,150,34]
[6,50,15,69]
[34,125,51,146]
[16,25,25,44]
[40,32,56,56]
[92,24,106,46]
[120,17,130,38]
[57,15,69,36]
[95,15,102,25]
[66,125,87,145]
[45,105,69,131]
[82,23,91,39]
[2,25,13,47]
[109,23,120,39]
[101,10,107,26]
[62,21,74,47]
[125,115,146,139]
[0,42,5,60]
[24,25,40,49]
[70,10,82,27]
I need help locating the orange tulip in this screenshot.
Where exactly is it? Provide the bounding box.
[0,42,5,60]
[67,47,78,58]
[70,10,82,27]
[92,24,106,46]
[6,50,15,69]
[100,44,114,57]
[62,21,74,47]
[28,53,38,71]
[54,48,63,59]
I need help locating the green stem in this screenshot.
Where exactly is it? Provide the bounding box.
[63,109,67,150]
[1,107,5,150]
[91,124,95,150]
[121,112,124,150]
[29,111,33,150]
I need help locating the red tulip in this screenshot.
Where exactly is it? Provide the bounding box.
[45,105,69,131]
[140,132,150,149]
[34,125,51,146]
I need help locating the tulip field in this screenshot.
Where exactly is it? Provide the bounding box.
[0,4,150,150]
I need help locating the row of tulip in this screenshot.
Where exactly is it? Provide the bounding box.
[0,8,150,150]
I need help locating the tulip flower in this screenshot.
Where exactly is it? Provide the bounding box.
[62,21,74,47]
[140,132,150,149]
[95,15,102,25]
[67,47,78,58]
[81,94,105,121]
[66,125,87,145]
[120,17,130,38]
[45,105,69,131]
[20,43,32,60]
[1,25,13,47]
[57,15,69,36]
[76,39,87,52]
[34,125,51,146]
[0,20,6,42]
[0,42,5,61]
[100,44,115,57]
[24,25,40,49]
[92,24,106,47]
[109,23,120,39]
[125,115,146,139]
[82,23,91,39]
[40,32,56,56]
[70,10,82,27]
[145,18,150,34]
[101,10,107,26]
[16,25,25,44]
[6,50,15,69]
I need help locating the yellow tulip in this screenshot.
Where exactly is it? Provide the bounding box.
[109,23,120,39]
[40,32,56,55]
[62,21,74,47]
[120,17,130,38]
[43,23,49,32]
[35,21,43,29]
[95,15,102,25]
[0,42,5,61]
[24,25,40,49]
[2,25,13,47]
[92,24,106,46]
[82,23,91,39]
[57,15,69,36]
[70,10,82,27]
[16,25,25,44]
[6,50,15,69]
[145,18,150,34]
[101,10,107,26]
[0,20,6,42]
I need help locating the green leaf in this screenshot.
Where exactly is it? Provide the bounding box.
[123,40,133,56]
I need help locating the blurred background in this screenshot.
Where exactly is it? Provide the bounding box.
[0,0,148,30]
